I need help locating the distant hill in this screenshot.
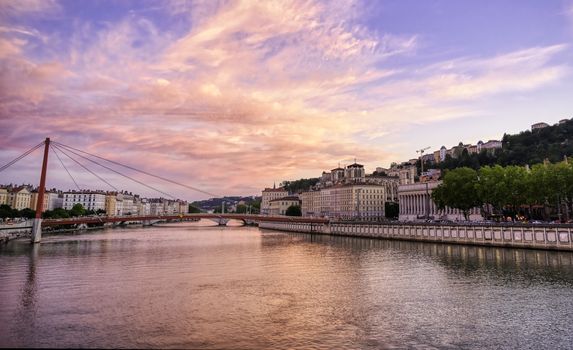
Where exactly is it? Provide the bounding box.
[434,118,573,171]
[498,119,573,165]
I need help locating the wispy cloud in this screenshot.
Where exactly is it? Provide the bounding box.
[0,0,571,198]
[0,0,60,17]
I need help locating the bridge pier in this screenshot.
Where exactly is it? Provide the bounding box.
[32,138,51,244]
[31,218,42,243]
[209,218,230,226]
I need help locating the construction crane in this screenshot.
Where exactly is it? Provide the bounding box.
[416,146,431,174]
[416,146,432,221]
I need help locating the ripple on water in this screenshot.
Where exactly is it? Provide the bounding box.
[1,226,573,349]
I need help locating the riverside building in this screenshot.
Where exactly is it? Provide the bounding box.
[268,196,300,216]
[63,191,106,212]
[9,186,32,210]
[261,186,288,215]
[398,181,482,221]
[295,162,399,221]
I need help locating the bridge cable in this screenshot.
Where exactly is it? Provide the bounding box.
[0,141,45,173]
[53,141,221,198]
[50,145,81,191]
[52,144,178,200]
[53,144,119,191]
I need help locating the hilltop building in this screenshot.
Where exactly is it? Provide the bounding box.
[531,122,549,131]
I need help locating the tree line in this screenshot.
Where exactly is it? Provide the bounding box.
[432,160,573,222]
[0,203,104,221]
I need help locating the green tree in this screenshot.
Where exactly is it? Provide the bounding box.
[503,165,529,218]
[69,203,86,217]
[285,205,302,216]
[19,208,36,219]
[432,167,482,220]
[281,178,320,194]
[188,204,201,213]
[476,165,507,217]
[251,200,261,213]
[384,202,399,220]
[235,204,248,213]
[0,204,17,219]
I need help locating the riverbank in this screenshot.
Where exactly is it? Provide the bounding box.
[259,221,573,251]
[0,222,148,246]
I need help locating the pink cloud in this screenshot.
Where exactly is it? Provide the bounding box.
[0,1,570,200]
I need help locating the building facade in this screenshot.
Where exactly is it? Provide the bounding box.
[268,196,301,216]
[105,194,117,216]
[398,182,482,221]
[30,191,51,212]
[261,187,288,215]
[0,188,8,205]
[63,192,106,212]
[300,190,322,217]
[9,187,32,210]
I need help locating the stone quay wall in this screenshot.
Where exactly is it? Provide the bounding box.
[0,220,33,244]
[258,221,573,251]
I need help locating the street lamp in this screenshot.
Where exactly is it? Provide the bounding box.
[356,188,362,221]
[424,182,430,221]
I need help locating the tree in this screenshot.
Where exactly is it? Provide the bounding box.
[281,178,320,194]
[476,165,507,218]
[19,208,36,219]
[235,204,248,213]
[188,204,201,213]
[285,205,302,216]
[432,167,482,220]
[384,202,399,220]
[69,203,86,217]
[503,165,528,218]
[0,204,17,219]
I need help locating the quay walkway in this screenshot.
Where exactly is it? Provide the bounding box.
[259,220,573,251]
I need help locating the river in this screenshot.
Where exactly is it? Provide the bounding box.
[1,222,572,349]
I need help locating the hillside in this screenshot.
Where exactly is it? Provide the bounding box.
[434,118,573,171]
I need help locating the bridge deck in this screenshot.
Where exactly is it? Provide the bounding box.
[42,214,329,227]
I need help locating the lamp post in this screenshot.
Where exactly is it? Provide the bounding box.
[425,181,430,220]
[356,188,361,221]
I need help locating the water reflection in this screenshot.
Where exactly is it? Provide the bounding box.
[1,227,572,349]
[278,232,573,272]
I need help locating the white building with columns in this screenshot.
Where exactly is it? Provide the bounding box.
[398,182,482,221]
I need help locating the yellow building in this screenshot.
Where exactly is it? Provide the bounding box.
[268,196,300,216]
[9,187,32,210]
[30,192,51,212]
[0,188,7,205]
[261,186,288,215]
[328,184,388,221]
[105,194,117,216]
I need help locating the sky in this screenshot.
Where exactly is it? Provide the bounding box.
[1,0,573,201]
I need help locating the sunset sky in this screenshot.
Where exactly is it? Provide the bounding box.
[1,0,573,201]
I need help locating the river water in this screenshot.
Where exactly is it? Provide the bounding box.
[1,223,573,349]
